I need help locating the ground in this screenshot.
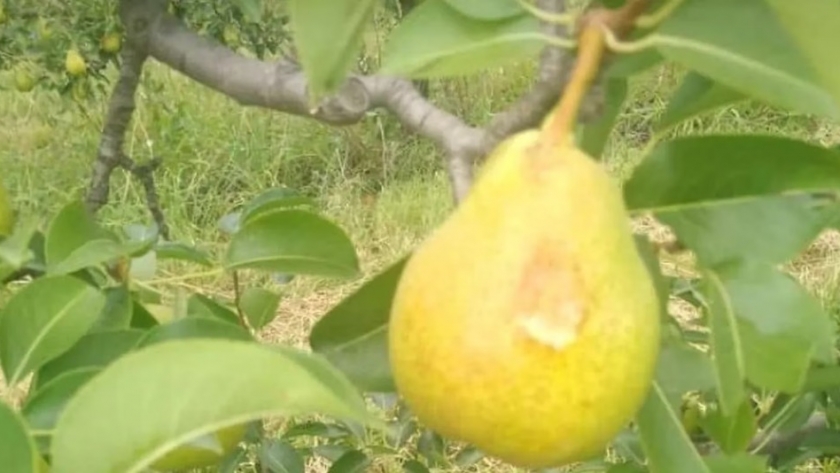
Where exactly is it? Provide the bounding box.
[2,58,840,472]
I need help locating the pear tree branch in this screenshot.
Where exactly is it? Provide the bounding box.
[90,0,588,228]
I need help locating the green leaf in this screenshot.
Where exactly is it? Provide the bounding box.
[33,329,145,391]
[48,239,147,276]
[219,446,249,473]
[656,72,745,132]
[187,293,240,325]
[129,300,160,329]
[453,446,484,468]
[44,201,116,269]
[652,0,840,120]
[656,193,837,268]
[137,317,252,348]
[417,429,446,466]
[380,1,541,78]
[702,271,746,415]
[240,187,316,226]
[654,340,716,409]
[402,459,430,473]
[232,0,262,22]
[91,286,133,331]
[258,439,305,473]
[443,0,525,20]
[634,236,669,324]
[803,366,840,391]
[239,287,281,330]
[636,383,710,473]
[579,77,628,159]
[699,400,757,454]
[0,275,107,386]
[288,0,377,99]
[0,400,40,473]
[50,340,382,473]
[716,262,835,392]
[283,420,350,439]
[309,257,408,392]
[328,450,371,473]
[22,368,100,440]
[703,453,766,473]
[606,48,664,78]
[154,242,213,267]
[761,393,818,437]
[607,463,648,473]
[624,135,840,213]
[225,209,359,279]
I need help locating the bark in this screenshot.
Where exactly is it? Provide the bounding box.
[93,0,579,221]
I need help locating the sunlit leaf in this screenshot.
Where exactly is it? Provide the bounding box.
[651,0,840,120]
[225,209,359,279]
[155,242,213,267]
[0,275,106,386]
[240,187,316,226]
[636,383,710,473]
[656,72,745,132]
[288,0,378,99]
[0,400,40,473]
[239,287,281,330]
[50,340,382,473]
[310,257,408,392]
[443,0,524,20]
[624,135,840,213]
[33,329,145,391]
[137,317,252,348]
[380,0,540,78]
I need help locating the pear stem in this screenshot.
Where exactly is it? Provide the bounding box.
[542,0,651,144]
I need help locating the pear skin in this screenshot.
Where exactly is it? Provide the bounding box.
[388,130,661,468]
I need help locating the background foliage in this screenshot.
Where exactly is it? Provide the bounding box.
[2,0,840,472]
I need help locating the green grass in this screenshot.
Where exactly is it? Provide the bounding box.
[2,57,840,472]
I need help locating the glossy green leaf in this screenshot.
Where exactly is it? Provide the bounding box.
[33,329,145,391]
[654,340,716,409]
[240,187,316,226]
[283,420,350,439]
[22,368,100,438]
[703,453,766,473]
[310,257,408,392]
[607,463,648,473]
[225,209,359,279]
[120,223,159,257]
[443,0,524,20]
[625,135,840,212]
[380,0,540,78]
[258,439,305,473]
[91,286,133,332]
[702,271,746,415]
[328,450,371,473]
[606,48,664,78]
[137,317,252,348]
[761,393,818,438]
[51,239,148,276]
[402,459,430,473]
[803,366,840,391]
[129,300,159,329]
[44,200,116,268]
[634,236,669,324]
[288,0,377,99]
[716,262,835,392]
[579,77,628,159]
[50,340,382,473]
[0,275,106,386]
[187,293,239,325]
[154,242,213,267]
[699,400,756,454]
[656,72,745,132]
[652,0,840,120]
[0,400,40,473]
[636,383,710,473]
[239,287,281,330]
[656,193,838,268]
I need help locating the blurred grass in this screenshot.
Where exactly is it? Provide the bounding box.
[2,53,840,473]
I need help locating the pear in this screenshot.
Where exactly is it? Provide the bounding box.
[387,125,661,467]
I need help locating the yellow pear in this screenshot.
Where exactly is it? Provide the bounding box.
[101,32,122,53]
[65,49,86,77]
[388,124,661,468]
[388,15,661,466]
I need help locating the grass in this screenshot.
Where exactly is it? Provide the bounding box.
[2,54,840,472]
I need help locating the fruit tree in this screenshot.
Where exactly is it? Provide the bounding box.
[2,0,840,472]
